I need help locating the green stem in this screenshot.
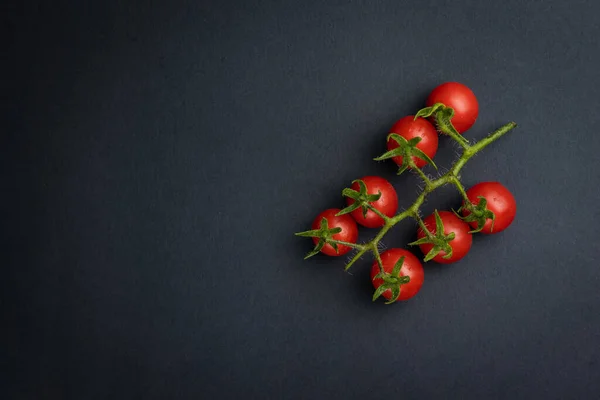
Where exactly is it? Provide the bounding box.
[367,203,391,223]
[345,247,369,270]
[407,158,433,189]
[340,121,517,270]
[435,112,470,149]
[450,176,469,203]
[451,122,517,176]
[411,212,433,238]
[389,209,413,226]
[329,240,365,250]
[372,244,385,274]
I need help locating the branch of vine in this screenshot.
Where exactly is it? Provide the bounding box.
[343,122,517,271]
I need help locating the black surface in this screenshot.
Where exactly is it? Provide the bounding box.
[4,0,600,399]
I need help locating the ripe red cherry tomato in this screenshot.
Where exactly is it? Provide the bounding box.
[347,176,398,228]
[387,116,439,169]
[416,211,473,264]
[370,249,424,302]
[426,82,479,134]
[311,209,358,256]
[462,182,517,234]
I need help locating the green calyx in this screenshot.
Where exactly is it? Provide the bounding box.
[295,217,343,259]
[415,103,470,147]
[408,210,455,262]
[414,102,450,119]
[455,196,496,233]
[336,179,382,219]
[372,256,411,304]
[373,134,438,175]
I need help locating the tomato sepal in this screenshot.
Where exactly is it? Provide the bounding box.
[416,103,470,146]
[374,133,438,174]
[337,179,382,219]
[295,217,344,259]
[372,256,411,304]
[456,196,496,233]
[408,210,456,262]
[414,102,448,119]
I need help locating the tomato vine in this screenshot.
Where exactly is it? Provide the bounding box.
[341,120,515,268]
[296,83,518,303]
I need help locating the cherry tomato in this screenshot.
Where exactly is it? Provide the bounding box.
[310,209,358,256]
[370,249,424,302]
[387,116,439,169]
[416,211,473,264]
[462,182,517,234]
[426,82,479,134]
[347,176,398,228]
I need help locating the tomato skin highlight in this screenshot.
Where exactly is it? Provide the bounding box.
[387,116,439,169]
[370,249,424,301]
[346,176,398,228]
[417,211,473,264]
[463,182,517,234]
[310,209,358,256]
[426,82,479,134]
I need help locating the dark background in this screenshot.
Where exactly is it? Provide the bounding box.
[3,0,600,398]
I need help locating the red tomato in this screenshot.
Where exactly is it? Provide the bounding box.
[387,116,439,168]
[347,176,398,228]
[416,211,472,264]
[462,182,517,234]
[426,82,479,134]
[370,249,424,302]
[311,209,358,256]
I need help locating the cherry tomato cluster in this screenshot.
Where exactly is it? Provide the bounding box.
[296,82,518,305]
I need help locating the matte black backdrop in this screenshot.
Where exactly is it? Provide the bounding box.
[4,0,600,399]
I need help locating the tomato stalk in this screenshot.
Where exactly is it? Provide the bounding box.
[412,213,433,239]
[435,111,470,149]
[342,121,517,270]
[328,240,365,250]
[372,244,385,274]
[449,176,469,204]
[414,102,471,148]
[366,203,391,223]
[450,122,517,176]
[405,152,434,189]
